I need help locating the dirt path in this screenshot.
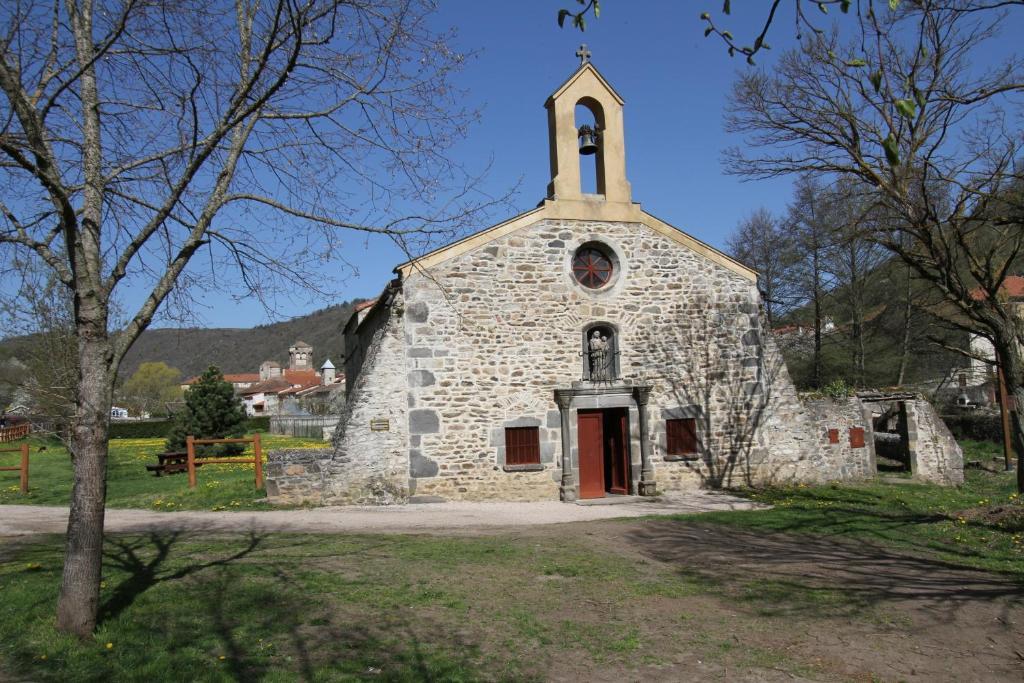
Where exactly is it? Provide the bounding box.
[0,491,760,537]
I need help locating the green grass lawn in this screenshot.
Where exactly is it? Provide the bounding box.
[0,434,326,510]
[691,440,1024,577]
[1,441,1022,680]
[0,532,718,682]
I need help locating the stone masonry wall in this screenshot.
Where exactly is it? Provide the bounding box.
[908,399,964,486]
[799,398,876,481]
[399,217,822,501]
[266,293,411,505]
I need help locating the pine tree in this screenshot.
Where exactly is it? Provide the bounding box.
[166,366,247,455]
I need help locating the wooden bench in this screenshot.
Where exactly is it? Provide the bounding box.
[145,452,202,476]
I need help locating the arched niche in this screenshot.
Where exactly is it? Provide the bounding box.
[582,322,619,381]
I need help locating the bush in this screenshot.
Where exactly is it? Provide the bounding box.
[246,416,270,432]
[109,420,172,439]
[108,417,267,440]
[166,367,248,455]
[941,412,1006,444]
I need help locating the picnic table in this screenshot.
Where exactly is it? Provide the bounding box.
[145,452,203,476]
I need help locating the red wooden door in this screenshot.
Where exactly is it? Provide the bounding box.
[606,409,629,495]
[577,410,605,499]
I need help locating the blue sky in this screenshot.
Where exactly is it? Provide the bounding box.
[156,1,1024,327]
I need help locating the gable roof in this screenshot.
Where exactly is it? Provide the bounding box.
[393,201,756,282]
[546,62,625,107]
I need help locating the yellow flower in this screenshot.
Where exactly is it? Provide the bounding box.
[218,655,226,661]
[105,642,113,650]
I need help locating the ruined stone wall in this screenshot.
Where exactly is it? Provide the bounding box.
[798,398,876,482]
[908,399,964,486]
[399,217,819,500]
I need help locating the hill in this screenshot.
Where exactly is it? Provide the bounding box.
[0,299,366,383]
[119,299,366,379]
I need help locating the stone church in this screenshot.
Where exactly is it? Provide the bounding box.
[265,57,962,504]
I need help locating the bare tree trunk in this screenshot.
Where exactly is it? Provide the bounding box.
[55,333,112,636]
[896,267,912,385]
[813,250,823,389]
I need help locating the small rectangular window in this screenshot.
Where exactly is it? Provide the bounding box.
[505,427,541,465]
[666,418,698,456]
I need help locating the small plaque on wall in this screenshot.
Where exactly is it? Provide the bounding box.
[370,418,390,432]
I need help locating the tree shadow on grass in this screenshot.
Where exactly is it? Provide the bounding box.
[627,519,1024,623]
[97,531,486,681]
[100,529,265,624]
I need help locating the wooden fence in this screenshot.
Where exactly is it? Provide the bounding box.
[270,415,341,440]
[0,442,30,493]
[0,423,30,443]
[186,434,263,490]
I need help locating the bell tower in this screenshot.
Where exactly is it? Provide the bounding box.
[546,46,632,204]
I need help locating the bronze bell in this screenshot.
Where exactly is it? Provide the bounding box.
[578,125,599,155]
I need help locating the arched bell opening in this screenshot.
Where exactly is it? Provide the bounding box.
[575,97,606,196]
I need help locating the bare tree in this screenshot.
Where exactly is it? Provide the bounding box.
[725,207,797,327]
[725,1,1024,488]
[0,0,507,636]
[823,182,888,386]
[785,175,839,388]
[0,263,78,437]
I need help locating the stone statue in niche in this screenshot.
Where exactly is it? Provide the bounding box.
[588,329,613,381]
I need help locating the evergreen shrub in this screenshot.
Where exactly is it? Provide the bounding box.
[166,367,248,455]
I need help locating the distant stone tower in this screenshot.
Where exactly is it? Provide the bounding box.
[259,360,282,380]
[320,359,336,384]
[289,341,313,371]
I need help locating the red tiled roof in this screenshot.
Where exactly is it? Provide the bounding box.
[970,275,1024,301]
[354,298,377,312]
[240,377,292,396]
[283,369,318,385]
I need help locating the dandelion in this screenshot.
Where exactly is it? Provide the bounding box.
[218,655,226,661]
[105,642,113,650]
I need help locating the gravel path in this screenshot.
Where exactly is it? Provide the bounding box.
[0,491,761,537]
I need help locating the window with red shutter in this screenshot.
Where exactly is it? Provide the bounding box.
[666,418,698,457]
[505,427,541,466]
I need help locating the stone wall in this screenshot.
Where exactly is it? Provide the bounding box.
[799,398,875,481]
[395,217,821,501]
[907,399,964,486]
[264,449,331,504]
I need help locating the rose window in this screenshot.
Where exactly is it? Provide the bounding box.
[572,246,613,289]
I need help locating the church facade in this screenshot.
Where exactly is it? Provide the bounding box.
[265,59,962,505]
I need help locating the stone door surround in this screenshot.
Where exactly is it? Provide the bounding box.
[553,382,656,502]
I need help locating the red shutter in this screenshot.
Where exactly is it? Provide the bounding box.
[505,427,540,465]
[827,428,839,444]
[666,418,697,456]
[849,427,866,448]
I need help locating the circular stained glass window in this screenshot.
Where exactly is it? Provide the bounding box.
[572,246,614,289]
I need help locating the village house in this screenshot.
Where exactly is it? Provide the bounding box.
[940,275,1024,407]
[181,340,345,416]
[266,54,962,505]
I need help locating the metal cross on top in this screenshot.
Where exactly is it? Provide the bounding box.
[576,44,591,65]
